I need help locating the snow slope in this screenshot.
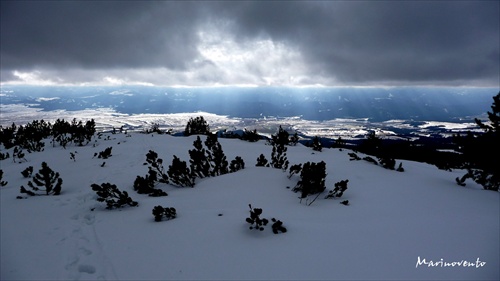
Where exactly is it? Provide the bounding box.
[1,132,498,280]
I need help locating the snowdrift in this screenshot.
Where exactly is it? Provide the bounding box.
[1,132,498,280]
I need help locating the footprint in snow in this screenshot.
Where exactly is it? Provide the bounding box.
[78,264,96,274]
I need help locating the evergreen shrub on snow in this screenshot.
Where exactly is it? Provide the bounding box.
[0,152,9,161]
[20,162,62,196]
[270,142,289,171]
[311,136,323,152]
[292,161,327,200]
[189,136,211,178]
[270,218,287,234]
[13,147,27,163]
[95,147,113,159]
[241,129,260,142]
[325,179,349,199]
[144,150,169,184]
[229,156,245,173]
[91,182,138,209]
[168,156,195,187]
[288,164,302,179]
[204,134,229,176]
[245,204,286,234]
[454,92,499,191]
[152,205,177,222]
[0,170,7,186]
[133,171,168,197]
[255,154,269,167]
[21,166,33,178]
[184,116,210,136]
[245,204,269,231]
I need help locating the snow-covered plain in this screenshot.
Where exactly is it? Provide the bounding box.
[1,132,498,280]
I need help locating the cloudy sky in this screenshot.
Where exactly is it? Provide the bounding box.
[1,1,499,87]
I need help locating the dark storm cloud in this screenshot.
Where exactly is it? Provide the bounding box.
[1,1,204,70]
[1,1,498,86]
[216,1,499,85]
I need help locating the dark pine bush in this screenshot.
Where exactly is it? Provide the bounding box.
[271,218,287,234]
[133,171,168,197]
[145,150,169,183]
[21,162,62,196]
[241,129,260,142]
[152,205,177,222]
[91,182,138,209]
[270,143,289,171]
[21,166,33,178]
[255,154,269,167]
[325,179,349,199]
[184,116,210,136]
[189,136,211,178]
[292,161,327,200]
[0,170,7,186]
[229,156,245,173]
[245,204,269,231]
[167,156,195,187]
[96,147,113,159]
[288,164,302,179]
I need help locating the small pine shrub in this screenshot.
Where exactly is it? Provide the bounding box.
[0,123,17,149]
[229,156,245,173]
[241,129,260,142]
[145,150,169,183]
[311,136,322,152]
[91,182,138,209]
[456,173,468,186]
[21,166,33,178]
[396,162,405,172]
[245,204,269,231]
[289,132,299,146]
[0,170,7,186]
[133,172,168,197]
[144,123,163,134]
[270,126,290,146]
[207,142,229,176]
[292,161,327,200]
[21,162,62,196]
[184,116,210,136]
[378,157,395,170]
[256,154,269,167]
[288,164,302,179]
[325,179,349,199]
[152,205,177,222]
[13,147,26,163]
[96,147,113,159]
[456,169,499,191]
[270,143,289,171]
[70,152,76,161]
[189,136,211,178]
[0,152,9,161]
[167,156,195,187]
[15,120,49,152]
[271,218,287,234]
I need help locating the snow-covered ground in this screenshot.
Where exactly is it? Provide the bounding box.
[1,132,498,280]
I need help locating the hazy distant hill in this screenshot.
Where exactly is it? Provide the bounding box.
[1,86,497,122]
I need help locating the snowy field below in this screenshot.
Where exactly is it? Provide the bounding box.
[1,132,498,280]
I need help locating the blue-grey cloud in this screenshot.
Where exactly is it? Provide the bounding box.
[1,1,498,86]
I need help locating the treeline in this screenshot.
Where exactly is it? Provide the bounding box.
[0,118,96,152]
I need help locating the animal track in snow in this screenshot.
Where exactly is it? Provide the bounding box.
[78,264,96,274]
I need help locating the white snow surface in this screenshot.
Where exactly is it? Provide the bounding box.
[1,133,498,280]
